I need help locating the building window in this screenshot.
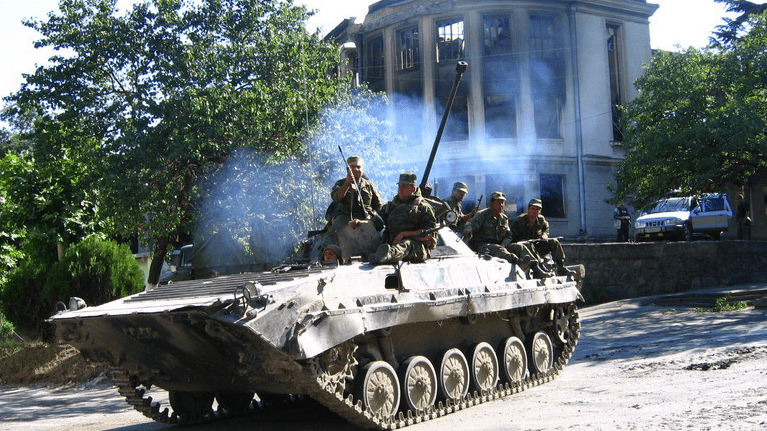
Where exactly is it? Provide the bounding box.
[607,24,624,141]
[365,35,385,92]
[530,15,564,139]
[436,19,465,62]
[434,18,468,140]
[483,15,518,138]
[397,27,420,70]
[540,174,566,218]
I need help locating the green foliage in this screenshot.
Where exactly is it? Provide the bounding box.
[0,310,17,340]
[695,294,749,312]
[0,236,143,338]
[3,0,344,283]
[613,11,767,208]
[43,236,145,307]
[0,260,50,337]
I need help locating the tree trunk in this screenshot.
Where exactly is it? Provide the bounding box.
[147,237,170,285]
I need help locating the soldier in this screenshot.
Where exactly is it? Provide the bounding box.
[321,155,383,254]
[510,198,575,276]
[463,192,551,278]
[442,181,476,232]
[370,173,438,264]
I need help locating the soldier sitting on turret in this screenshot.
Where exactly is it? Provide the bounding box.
[321,155,383,263]
[511,198,575,276]
[463,191,552,279]
[370,173,437,264]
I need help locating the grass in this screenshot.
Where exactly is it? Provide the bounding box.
[695,294,748,313]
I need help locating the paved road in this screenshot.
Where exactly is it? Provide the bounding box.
[2,284,767,430]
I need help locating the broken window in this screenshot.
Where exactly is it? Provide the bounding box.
[530,15,564,139]
[540,174,566,218]
[483,14,518,138]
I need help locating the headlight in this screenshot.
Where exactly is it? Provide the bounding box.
[635,221,645,228]
[664,217,684,226]
[68,297,87,311]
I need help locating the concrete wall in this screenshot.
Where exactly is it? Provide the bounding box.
[563,241,767,305]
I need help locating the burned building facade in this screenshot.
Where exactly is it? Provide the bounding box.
[328,0,658,238]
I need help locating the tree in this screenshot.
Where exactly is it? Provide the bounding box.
[613,12,767,209]
[713,0,767,46]
[4,0,344,283]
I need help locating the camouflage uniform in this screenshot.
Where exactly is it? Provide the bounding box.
[465,207,535,265]
[378,188,437,263]
[322,174,383,250]
[510,209,567,265]
[443,193,466,231]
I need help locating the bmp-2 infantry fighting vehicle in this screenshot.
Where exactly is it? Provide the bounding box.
[48,61,584,428]
[50,228,583,429]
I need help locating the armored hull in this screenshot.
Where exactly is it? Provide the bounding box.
[50,229,582,428]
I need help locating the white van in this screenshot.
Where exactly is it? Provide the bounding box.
[634,193,732,241]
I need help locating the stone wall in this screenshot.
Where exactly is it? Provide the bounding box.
[562,241,767,305]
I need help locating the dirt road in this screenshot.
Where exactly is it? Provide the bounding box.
[2,287,767,430]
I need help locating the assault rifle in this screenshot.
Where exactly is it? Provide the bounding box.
[399,209,459,241]
[338,145,364,209]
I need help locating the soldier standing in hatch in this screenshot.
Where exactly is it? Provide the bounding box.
[370,173,437,264]
[442,181,477,232]
[463,192,550,278]
[510,198,574,276]
[322,155,383,253]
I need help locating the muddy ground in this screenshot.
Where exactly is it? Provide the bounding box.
[1,285,767,430]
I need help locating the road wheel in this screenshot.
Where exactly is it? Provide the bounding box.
[438,348,469,401]
[399,356,437,412]
[528,331,553,376]
[470,342,499,392]
[500,337,527,384]
[168,391,214,424]
[355,361,400,419]
[215,391,254,415]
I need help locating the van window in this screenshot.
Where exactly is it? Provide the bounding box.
[703,195,725,212]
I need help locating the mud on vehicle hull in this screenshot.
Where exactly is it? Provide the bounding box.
[50,230,582,428]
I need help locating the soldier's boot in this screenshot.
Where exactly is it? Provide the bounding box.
[556,260,576,277]
[509,254,532,270]
[370,244,390,264]
[530,261,554,279]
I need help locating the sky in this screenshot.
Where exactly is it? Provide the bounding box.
[0,0,750,128]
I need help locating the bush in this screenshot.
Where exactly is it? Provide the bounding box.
[43,236,145,308]
[0,236,144,338]
[0,260,50,337]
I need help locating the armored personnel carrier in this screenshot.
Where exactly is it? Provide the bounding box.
[50,228,582,429]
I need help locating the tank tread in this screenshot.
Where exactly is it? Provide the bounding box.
[304,309,580,429]
[109,308,579,429]
[110,368,292,426]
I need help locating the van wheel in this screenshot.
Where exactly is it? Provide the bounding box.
[682,223,693,241]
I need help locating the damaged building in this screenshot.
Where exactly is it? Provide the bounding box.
[326,0,659,239]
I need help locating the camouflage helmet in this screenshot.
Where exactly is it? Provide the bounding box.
[528,198,543,209]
